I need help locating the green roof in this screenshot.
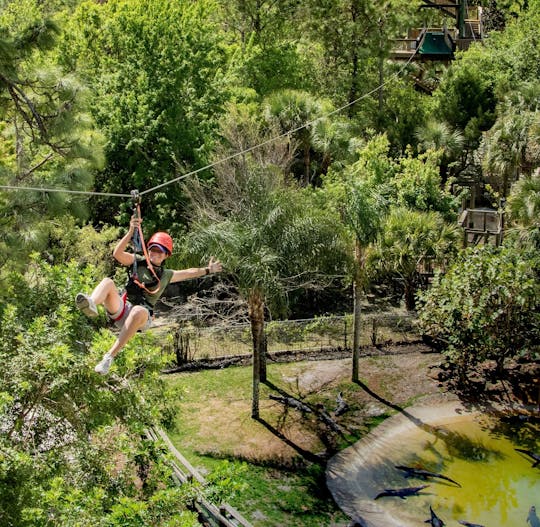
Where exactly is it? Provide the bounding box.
[418,32,454,55]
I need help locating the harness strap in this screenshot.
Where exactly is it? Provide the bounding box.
[130,194,161,295]
[111,292,128,322]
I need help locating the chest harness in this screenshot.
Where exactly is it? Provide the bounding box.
[125,190,163,309]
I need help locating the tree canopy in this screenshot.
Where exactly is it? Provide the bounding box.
[0,0,539,523]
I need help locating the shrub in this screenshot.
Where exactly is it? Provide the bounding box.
[417,245,540,379]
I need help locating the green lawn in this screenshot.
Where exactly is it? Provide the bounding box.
[164,365,351,527]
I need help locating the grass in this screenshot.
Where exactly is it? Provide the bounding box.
[161,350,439,527]
[164,364,351,527]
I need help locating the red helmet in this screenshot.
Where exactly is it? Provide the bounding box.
[148,232,173,255]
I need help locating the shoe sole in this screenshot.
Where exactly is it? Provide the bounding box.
[76,294,98,317]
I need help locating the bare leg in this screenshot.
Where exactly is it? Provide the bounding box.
[94,304,150,375]
[108,306,149,357]
[90,277,123,316]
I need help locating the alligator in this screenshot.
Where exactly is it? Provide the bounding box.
[528,505,540,527]
[395,465,461,487]
[374,484,429,500]
[425,505,445,527]
[515,448,540,468]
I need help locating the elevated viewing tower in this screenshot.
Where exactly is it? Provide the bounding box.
[391,1,483,62]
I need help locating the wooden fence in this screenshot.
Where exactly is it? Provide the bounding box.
[145,427,254,527]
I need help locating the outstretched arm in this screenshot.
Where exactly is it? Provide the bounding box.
[170,256,223,283]
[112,216,139,266]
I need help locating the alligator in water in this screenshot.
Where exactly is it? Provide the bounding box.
[515,448,540,468]
[527,505,540,527]
[395,465,461,487]
[425,505,445,527]
[374,484,429,500]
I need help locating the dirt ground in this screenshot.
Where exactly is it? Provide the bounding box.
[181,345,458,464]
[180,341,539,467]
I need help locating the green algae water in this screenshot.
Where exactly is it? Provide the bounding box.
[387,416,539,526]
[326,402,539,527]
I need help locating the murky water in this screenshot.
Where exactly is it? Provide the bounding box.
[326,402,539,527]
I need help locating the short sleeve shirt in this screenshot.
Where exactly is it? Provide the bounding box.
[129,255,174,309]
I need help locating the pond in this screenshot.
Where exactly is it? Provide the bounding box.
[326,401,539,527]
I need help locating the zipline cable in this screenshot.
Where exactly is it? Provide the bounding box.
[0,184,131,198]
[140,48,420,196]
[1,46,420,200]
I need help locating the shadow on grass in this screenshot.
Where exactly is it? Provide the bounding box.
[253,415,324,465]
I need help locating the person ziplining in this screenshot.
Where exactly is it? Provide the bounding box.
[76,195,222,375]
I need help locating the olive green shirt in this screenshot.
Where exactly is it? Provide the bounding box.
[129,255,174,308]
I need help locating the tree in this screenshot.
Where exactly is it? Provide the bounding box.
[322,135,392,381]
[0,0,104,265]
[416,120,465,184]
[183,105,349,418]
[479,82,540,197]
[297,0,421,108]
[392,149,460,220]
[59,0,229,228]
[417,245,540,379]
[343,181,386,381]
[262,90,336,185]
[0,258,195,526]
[218,0,312,96]
[433,60,497,149]
[372,207,460,310]
[506,169,540,248]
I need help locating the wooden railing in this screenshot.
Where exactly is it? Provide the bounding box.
[145,427,254,527]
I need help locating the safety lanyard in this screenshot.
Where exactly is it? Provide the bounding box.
[130,190,161,295]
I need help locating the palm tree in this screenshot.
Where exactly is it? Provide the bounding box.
[481,112,532,197]
[506,170,540,248]
[262,90,333,186]
[322,134,395,381]
[185,106,349,418]
[415,120,465,184]
[480,83,540,198]
[342,180,386,381]
[373,207,460,311]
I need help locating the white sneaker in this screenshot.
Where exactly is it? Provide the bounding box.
[76,293,98,317]
[95,353,114,375]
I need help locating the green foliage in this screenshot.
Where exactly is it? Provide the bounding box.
[0,0,105,259]
[298,0,421,103]
[417,245,540,377]
[376,78,432,153]
[506,170,540,248]
[393,150,460,220]
[59,0,229,229]
[203,460,248,504]
[47,218,122,275]
[232,39,312,97]
[0,258,192,526]
[372,207,460,310]
[478,81,540,197]
[433,59,497,145]
[184,106,350,316]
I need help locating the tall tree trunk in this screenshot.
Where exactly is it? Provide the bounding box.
[303,142,311,186]
[404,276,417,311]
[248,289,266,418]
[348,0,359,118]
[352,240,363,382]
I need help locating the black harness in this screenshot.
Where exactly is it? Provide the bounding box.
[125,259,163,313]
